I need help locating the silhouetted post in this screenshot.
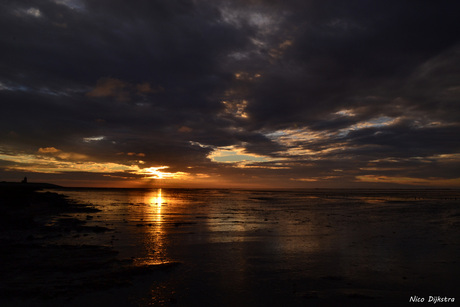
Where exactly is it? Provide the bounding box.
[21,176,28,184]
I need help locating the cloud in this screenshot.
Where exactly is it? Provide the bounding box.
[0,0,459,187]
[126,152,145,157]
[136,82,164,94]
[24,8,42,18]
[86,78,130,101]
[0,151,186,181]
[86,78,165,102]
[37,147,88,160]
[38,147,60,154]
[208,145,274,165]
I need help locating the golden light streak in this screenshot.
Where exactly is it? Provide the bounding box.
[221,99,249,118]
[0,152,188,180]
[139,189,169,265]
[38,147,88,160]
[138,166,188,179]
[356,175,460,187]
[234,72,262,81]
[290,176,339,182]
[208,145,274,165]
[151,188,163,206]
[334,109,356,117]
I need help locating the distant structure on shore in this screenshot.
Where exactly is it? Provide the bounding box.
[0,180,61,189]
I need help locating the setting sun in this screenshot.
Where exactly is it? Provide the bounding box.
[1,0,459,305]
[138,166,187,180]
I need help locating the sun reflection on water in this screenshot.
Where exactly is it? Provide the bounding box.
[148,188,163,222]
[151,188,163,206]
[136,188,171,265]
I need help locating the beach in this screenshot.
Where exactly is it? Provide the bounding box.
[0,186,459,306]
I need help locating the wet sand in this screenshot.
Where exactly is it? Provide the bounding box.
[0,187,459,306]
[0,186,179,306]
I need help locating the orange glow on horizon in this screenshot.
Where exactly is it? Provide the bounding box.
[138,166,189,180]
[356,175,460,187]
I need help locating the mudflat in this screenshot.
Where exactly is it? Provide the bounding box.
[0,186,178,306]
[0,187,459,306]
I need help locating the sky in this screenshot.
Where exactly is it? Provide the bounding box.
[1,0,459,188]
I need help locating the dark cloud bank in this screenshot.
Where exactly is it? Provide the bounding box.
[1,0,459,188]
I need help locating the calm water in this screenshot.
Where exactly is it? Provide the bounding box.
[45,188,460,306]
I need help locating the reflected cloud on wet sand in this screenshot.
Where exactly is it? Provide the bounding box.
[51,188,460,305]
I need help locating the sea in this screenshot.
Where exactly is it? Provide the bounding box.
[43,188,460,306]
